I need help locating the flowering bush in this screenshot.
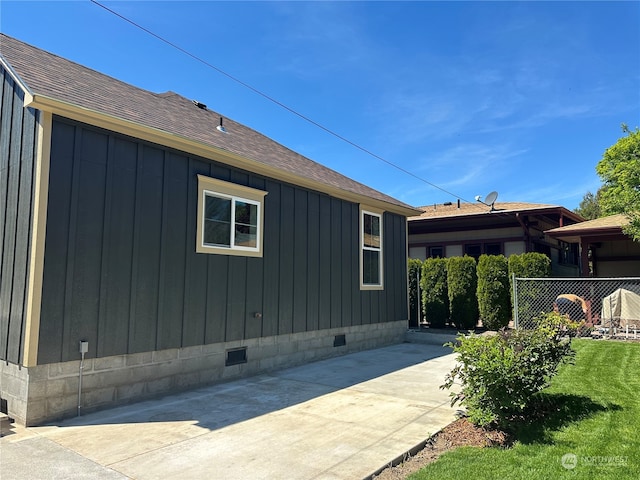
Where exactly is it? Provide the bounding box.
[441,312,576,428]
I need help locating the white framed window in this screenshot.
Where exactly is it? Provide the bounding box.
[360,207,383,290]
[196,175,267,257]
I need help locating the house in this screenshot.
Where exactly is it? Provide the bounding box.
[545,214,640,277]
[0,34,419,426]
[408,201,585,275]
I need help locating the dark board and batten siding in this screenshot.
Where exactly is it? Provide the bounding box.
[0,66,38,365]
[39,117,409,364]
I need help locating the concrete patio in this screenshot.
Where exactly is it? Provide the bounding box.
[1,336,459,480]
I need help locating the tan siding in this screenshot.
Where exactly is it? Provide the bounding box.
[599,239,640,258]
[410,226,523,244]
[504,241,526,256]
[599,261,640,277]
[409,246,426,260]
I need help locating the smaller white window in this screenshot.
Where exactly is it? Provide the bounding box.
[196,175,267,257]
[360,207,384,290]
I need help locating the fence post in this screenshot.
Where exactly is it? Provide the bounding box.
[512,273,519,329]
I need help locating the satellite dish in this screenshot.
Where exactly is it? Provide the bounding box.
[476,191,498,211]
[485,191,498,206]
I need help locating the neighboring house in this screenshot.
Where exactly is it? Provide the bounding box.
[0,34,419,425]
[546,214,640,277]
[408,201,584,275]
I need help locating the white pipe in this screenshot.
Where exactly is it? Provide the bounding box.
[78,351,85,416]
[78,342,88,416]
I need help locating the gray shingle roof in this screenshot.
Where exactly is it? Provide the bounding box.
[0,33,417,214]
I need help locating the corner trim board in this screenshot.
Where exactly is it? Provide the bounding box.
[22,111,52,367]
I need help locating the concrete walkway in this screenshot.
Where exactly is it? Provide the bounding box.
[1,338,458,480]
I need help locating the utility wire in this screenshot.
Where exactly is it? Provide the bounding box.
[90,0,500,212]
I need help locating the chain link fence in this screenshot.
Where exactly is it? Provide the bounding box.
[513,277,640,339]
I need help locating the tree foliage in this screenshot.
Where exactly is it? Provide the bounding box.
[574,188,604,220]
[596,125,640,241]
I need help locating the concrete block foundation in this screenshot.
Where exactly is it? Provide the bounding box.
[1,320,407,426]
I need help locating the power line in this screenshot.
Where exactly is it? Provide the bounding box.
[89,0,494,211]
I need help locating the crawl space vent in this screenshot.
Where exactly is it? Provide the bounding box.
[225,347,247,366]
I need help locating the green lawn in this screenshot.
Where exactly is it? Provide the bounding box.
[411,339,640,479]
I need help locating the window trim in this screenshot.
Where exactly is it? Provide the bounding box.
[360,206,384,290]
[196,175,267,257]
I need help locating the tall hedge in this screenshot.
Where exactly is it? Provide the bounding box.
[447,256,478,329]
[508,252,552,326]
[508,252,552,280]
[408,258,423,328]
[477,254,511,330]
[421,257,449,328]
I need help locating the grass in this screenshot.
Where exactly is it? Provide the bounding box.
[410,339,640,479]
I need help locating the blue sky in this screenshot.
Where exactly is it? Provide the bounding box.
[2,1,639,210]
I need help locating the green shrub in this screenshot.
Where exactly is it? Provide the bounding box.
[421,258,449,328]
[476,255,511,330]
[508,252,551,282]
[508,253,552,326]
[408,258,424,327]
[441,312,576,428]
[534,310,582,335]
[447,256,478,329]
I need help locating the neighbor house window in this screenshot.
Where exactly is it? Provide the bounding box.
[464,244,482,260]
[196,175,267,257]
[559,241,579,265]
[484,243,502,256]
[361,208,383,289]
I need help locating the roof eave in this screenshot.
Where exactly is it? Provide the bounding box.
[546,226,624,242]
[409,205,582,222]
[27,93,419,217]
[409,209,498,221]
[537,206,584,223]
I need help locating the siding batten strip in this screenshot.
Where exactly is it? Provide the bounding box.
[127,143,144,353]
[156,150,169,350]
[96,136,115,357]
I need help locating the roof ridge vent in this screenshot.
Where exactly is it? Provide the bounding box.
[192,100,207,110]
